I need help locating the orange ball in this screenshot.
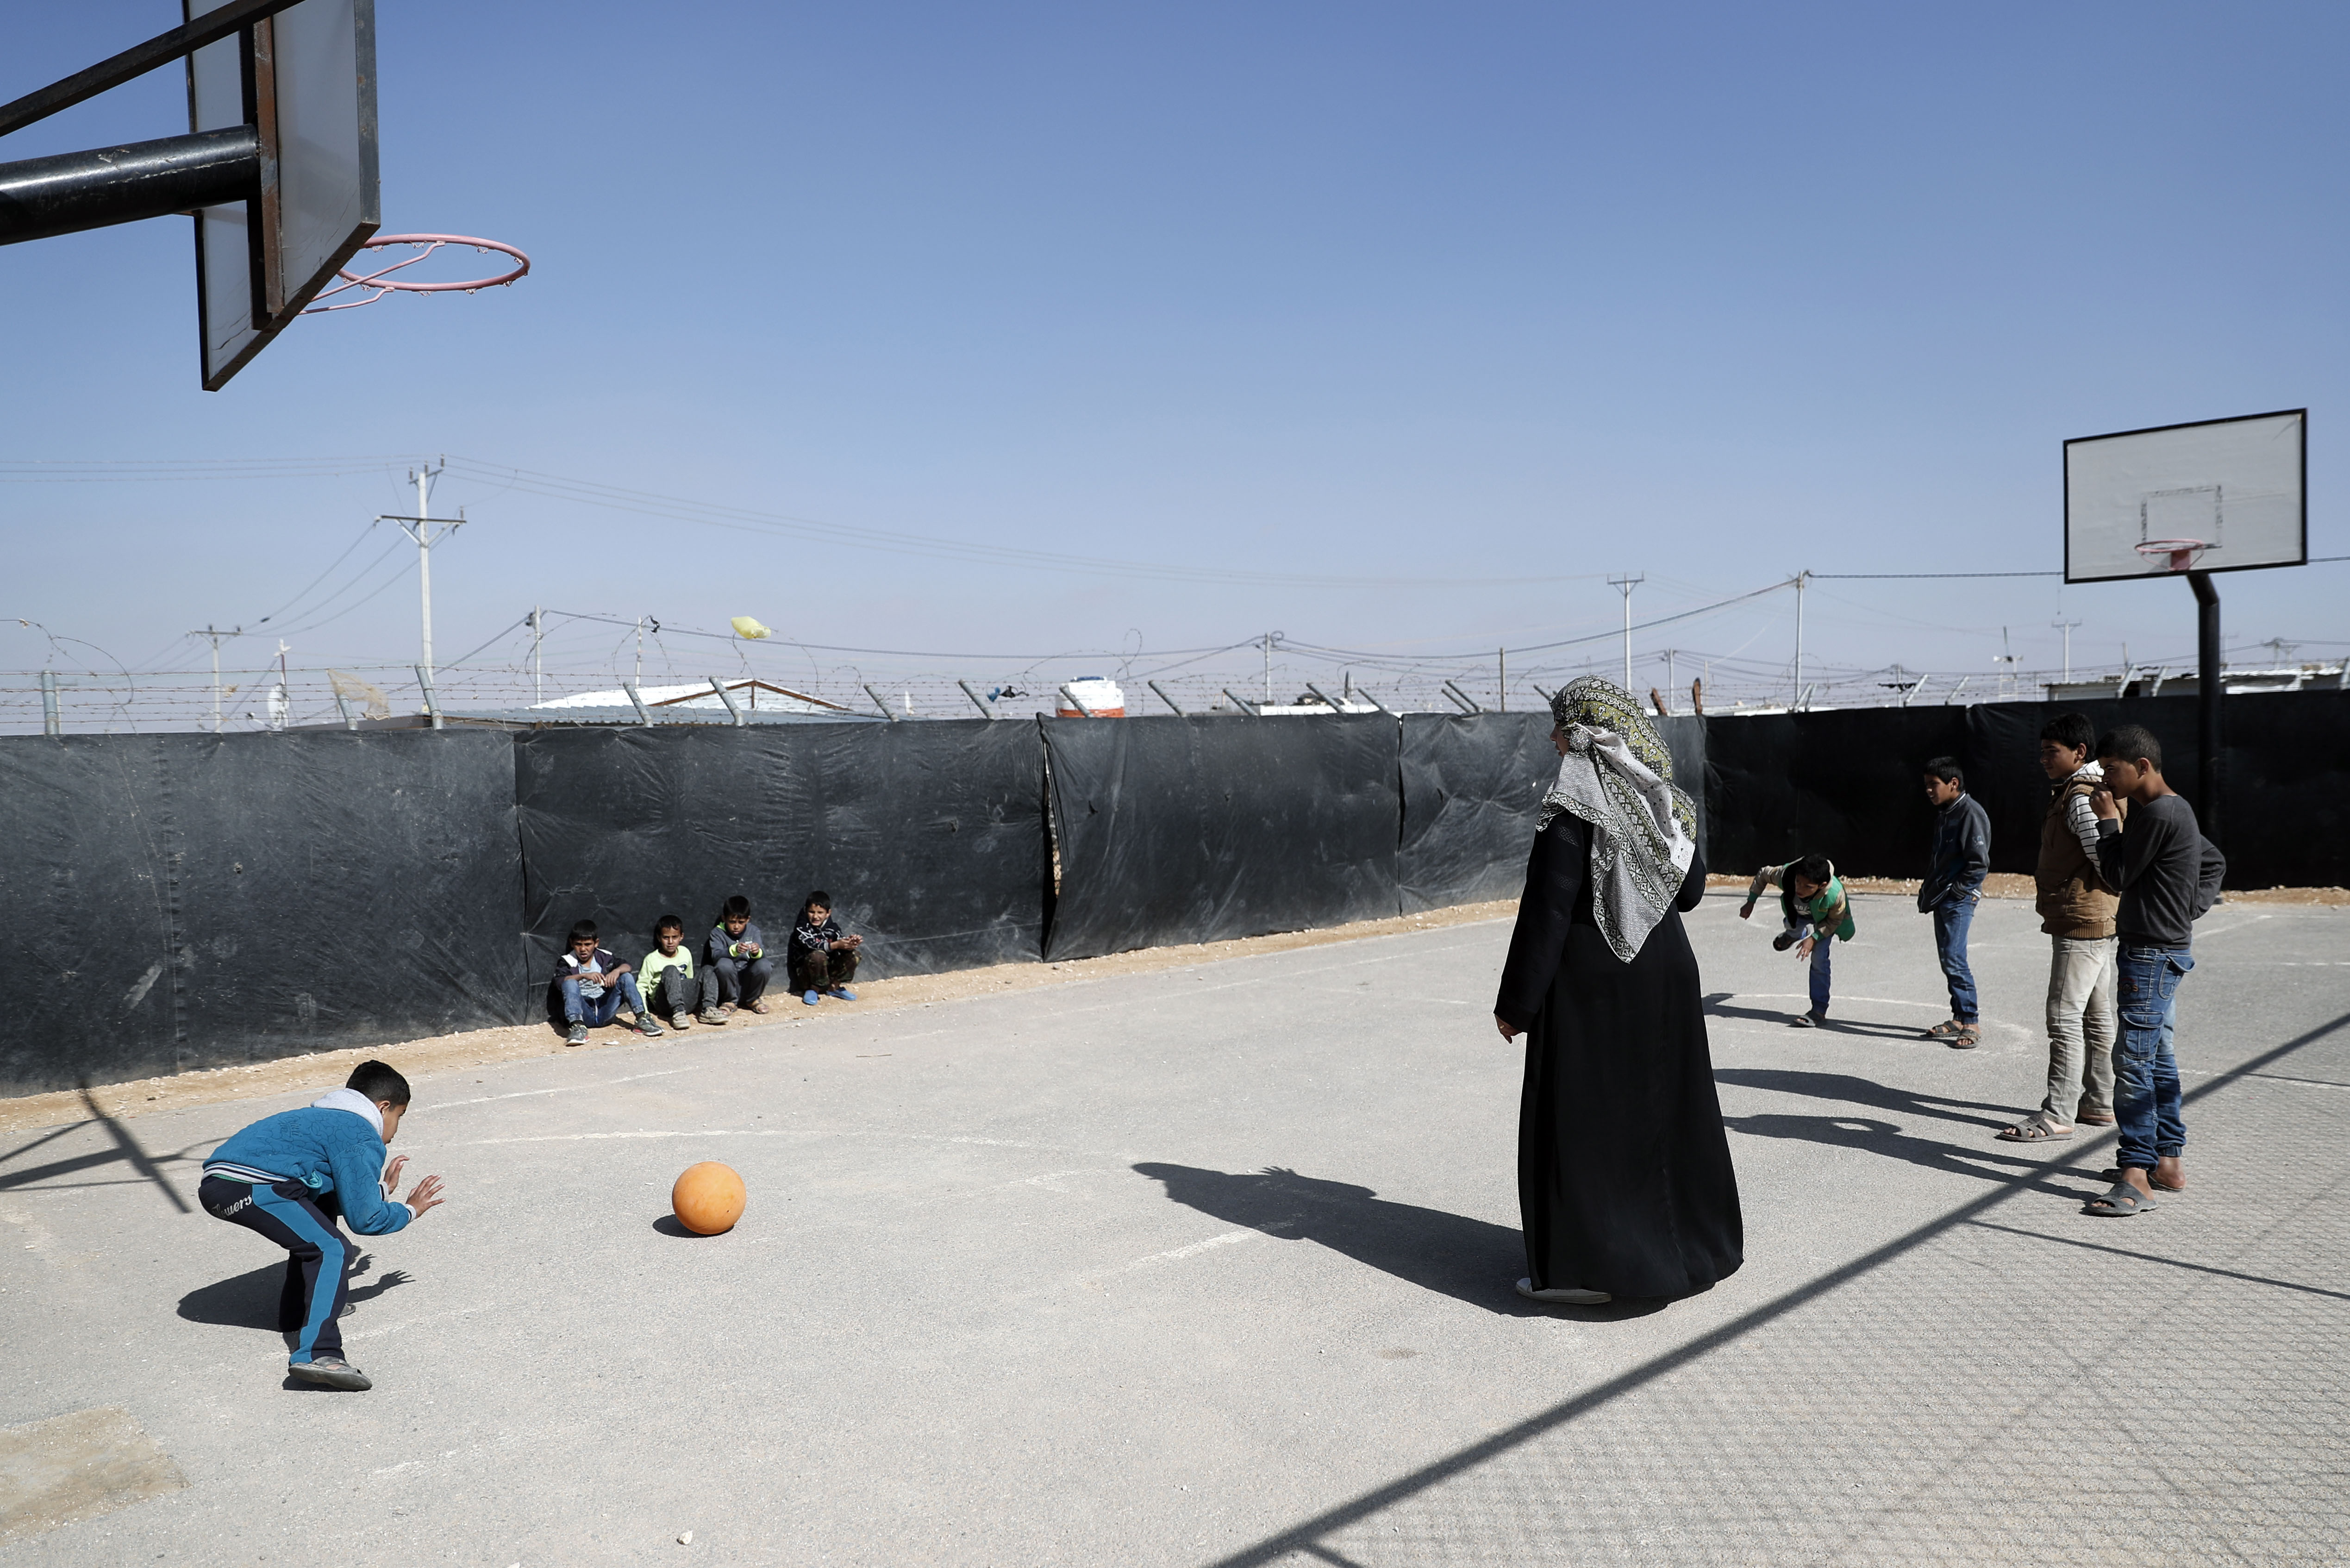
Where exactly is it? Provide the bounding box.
[671,1161,747,1235]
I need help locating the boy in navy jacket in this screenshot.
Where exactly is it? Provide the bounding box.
[199,1060,445,1390]
[1918,756,1992,1048]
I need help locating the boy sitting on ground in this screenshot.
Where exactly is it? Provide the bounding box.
[556,919,663,1046]
[706,895,775,1016]
[791,890,863,1006]
[639,913,709,1029]
[2082,724,2225,1218]
[1740,854,1856,1028]
[2000,712,2122,1142]
[198,1060,445,1391]
[1918,756,1991,1049]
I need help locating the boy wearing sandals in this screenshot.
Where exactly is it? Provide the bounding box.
[2082,724,2224,1218]
[2000,713,2120,1144]
[1918,757,1990,1049]
[1739,854,1855,1027]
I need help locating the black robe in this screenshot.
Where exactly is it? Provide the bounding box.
[1494,813,1743,1298]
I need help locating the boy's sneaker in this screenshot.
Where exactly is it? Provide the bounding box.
[1771,931,1799,951]
[1790,1012,1821,1028]
[826,987,857,1001]
[633,1013,665,1038]
[290,1356,372,1391]
[670,1011,693,1028]
[698,1008,727,1026]
[803,989,822,1006]
[565,1022,588,1046]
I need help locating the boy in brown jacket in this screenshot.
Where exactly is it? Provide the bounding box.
[1999,712,2119,1142]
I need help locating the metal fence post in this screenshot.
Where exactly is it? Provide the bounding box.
[39,669,60,736]
[863,683,901,721]
[708,676,746,726]
[1221,688,1261,717]
[622,681,653,726]
[1147,680,1186,717]
[957,679,995,719]
[415,665,444,731]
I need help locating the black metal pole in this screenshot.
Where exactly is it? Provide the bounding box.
[0,128,258,246]
[2189,569,2220,849]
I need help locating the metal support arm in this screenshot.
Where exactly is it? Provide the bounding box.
[0,126,258,247]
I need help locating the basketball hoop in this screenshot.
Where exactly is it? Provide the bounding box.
[2134,538,2212,573]
[302,234,531,314]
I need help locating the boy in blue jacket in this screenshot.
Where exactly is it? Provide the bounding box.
[199,1060,445,1390]
[1919,756,1991,1049]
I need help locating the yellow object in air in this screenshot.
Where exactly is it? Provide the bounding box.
[731,617,771,640]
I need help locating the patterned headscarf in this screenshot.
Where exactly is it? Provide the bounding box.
[1537,676,1700,962]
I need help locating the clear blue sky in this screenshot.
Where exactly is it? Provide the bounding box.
[2,1,2343,706]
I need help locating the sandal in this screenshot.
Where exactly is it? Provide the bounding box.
[1946,1024,1981,1050]
[2083,1181,2157,1217]
[1923,1019,1963,1039]
[1997,1114,2073,1143]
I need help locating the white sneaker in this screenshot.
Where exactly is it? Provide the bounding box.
[1516,1278,1611,1306]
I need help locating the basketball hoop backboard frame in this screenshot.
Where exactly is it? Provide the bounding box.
[186,0,378,389]
[2063,409,2306,585]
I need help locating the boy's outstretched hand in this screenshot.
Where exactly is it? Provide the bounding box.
[382,1154,408,1193]
[404,1174,447,1218]
[1796,937,1816,960]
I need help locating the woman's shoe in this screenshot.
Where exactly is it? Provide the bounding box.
[1516,1278,1611,1306]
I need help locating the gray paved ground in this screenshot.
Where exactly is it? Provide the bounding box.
[2,890,2345,1565]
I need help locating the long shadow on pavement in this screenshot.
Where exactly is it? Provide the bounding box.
[178,1255,410,1331]
[1133,1163,1662,1320]
[1715,1067,2022,1129]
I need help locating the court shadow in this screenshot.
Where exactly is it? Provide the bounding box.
[1131,1163,1665,1319]
[178,1254,410,1330]
[1714,1067,2022,1130]
[1722,1112,2103,1199]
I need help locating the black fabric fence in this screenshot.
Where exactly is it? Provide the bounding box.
[1394,712,1706,912]
[2,694,2329,1095]
[1042,715,1402,960]
[0,731,524,1097]
[514,721,1046,996]
[1704,690,2350,889]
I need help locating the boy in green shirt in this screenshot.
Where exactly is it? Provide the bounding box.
[638,913,709,1028]
[1740,854,1856,1027]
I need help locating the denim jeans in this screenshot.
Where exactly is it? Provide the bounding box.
[2114,944,2192,1169]
[1785,920,1832,1017]
[1931,898,1980,1023]
[561,972,646,1026]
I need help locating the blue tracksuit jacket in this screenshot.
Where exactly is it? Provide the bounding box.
[203,1107,412,1235]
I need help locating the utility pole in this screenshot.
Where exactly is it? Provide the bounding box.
[2052,618,2081,683]
[1994,627,2019,698]
[189,624,241,733]
[1608,575,1643,691]
[530,606,544,704]
[1263,632,1273,704]
[635,615,644,689]
[1498,647,1506,712]
[1792,570,1809,708]
[384,459,462,693]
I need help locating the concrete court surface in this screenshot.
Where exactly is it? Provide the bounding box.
[2,890,2345,1566]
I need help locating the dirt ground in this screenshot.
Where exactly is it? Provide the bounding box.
[0,900,1519,1135]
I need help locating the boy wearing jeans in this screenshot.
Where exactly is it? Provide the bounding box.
[2083,724,2225,1217]
[1918,757,1990,1049]
[2001,712,2120,1142]
[1740,854,1855,1027]
[556,920,662,1047]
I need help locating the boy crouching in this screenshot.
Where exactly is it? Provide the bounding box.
[198,1061,445,1390]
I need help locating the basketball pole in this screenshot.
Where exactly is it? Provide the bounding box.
[2189,570,2221,850]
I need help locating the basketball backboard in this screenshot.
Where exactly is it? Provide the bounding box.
[2064,410,2306,584]
[186,0,377,388]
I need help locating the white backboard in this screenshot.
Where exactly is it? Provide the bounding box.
[2064,410,2306,583]
[187,0,378,390]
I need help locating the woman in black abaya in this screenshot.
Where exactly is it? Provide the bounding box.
[1493,678,1742,1306]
